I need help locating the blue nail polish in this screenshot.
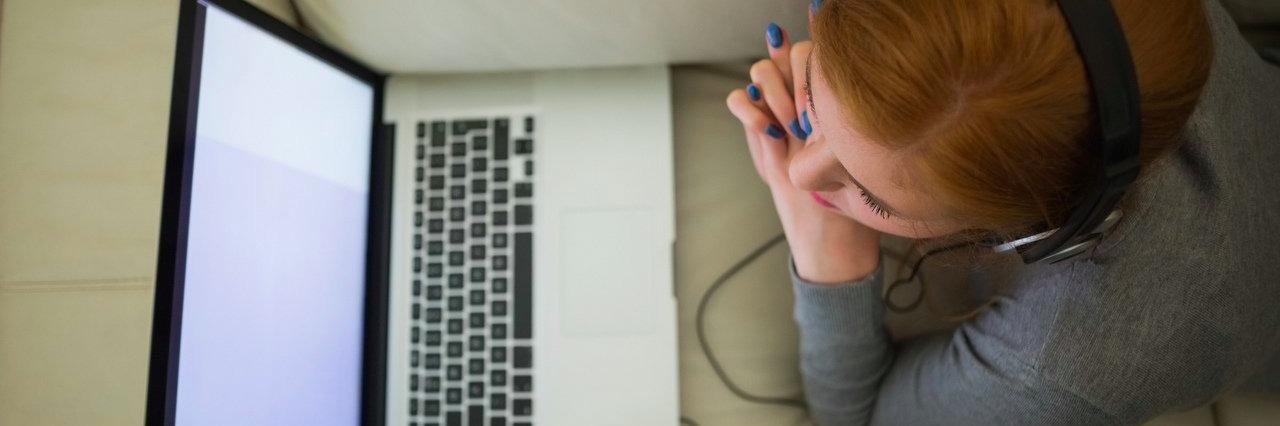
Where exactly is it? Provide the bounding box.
[747,84,761,101]
[789,119,808,140]
[810,0,824,13]
[766,23,783,48]
[801,111,813,134]
[766,124,785,139]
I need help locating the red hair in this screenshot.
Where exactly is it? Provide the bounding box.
[812,0,1213,238]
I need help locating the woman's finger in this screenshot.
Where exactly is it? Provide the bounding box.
[766,22,794,89]
[728,89,782,180]
[751,59,806,141]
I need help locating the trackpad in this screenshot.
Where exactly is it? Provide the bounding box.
[560,208,656,337]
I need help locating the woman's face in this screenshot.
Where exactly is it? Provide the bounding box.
[790,50,964,239]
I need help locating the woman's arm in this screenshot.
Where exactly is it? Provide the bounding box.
[790,258,1118,426]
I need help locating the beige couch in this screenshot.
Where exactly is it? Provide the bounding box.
[1,1,1276,425]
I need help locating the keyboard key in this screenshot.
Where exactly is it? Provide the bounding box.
[494,211,509,226]
[493,300,508,317]
[449,273,464,289]
[416,166,425,182]
[425,399,441,415]
[493,278,508,294]
[413,279,422,296]
[426,376,441,392]
[514,346,532,368]
[414,235,423,250]
[469,358,485,375]
[431,153,446,168]
[451,185,466,200]
[428,262,443,278]
[470,290,486,306]
[513,399,532,416]
[448,342,463,357]
[429,240,444,255]
[491,369,507,386]
[447,410,462,426]
[494,127,509,160]
[415,189,424,204]
[431,121,447,146]
[428,285,443,301]
[451,142,467,157]
[415,212,424,227]
[469,404,484,426]
[524,116,534,133]
[411,374,420,391]
[449,296,464,311]
[451,207,466,222]
[430,196,445,211]
[469,381,484,398]
[426,354,442,369]
[472,223,487,238]
[410,396,419,415]
[427,308,442,323]
[449,318,464,334]
[491,346,507,363]
[491,393,507,410]
[472,179,487,194]
[472,201,487,216]
[492,323,507,339]
[514,138,533,154]
[472,157,487,172]
[447,387,462,403]
[450,229,465,244]
[430,219,444,234]
[412,303,421,320]
[451,163,466,178]
[515,183,533,198]
[514,375,532,392]
[493,233,508,248]
[414,257,422,273]
[417,121,428,138]
[514,206,532,226]
[494,189,509,205]
[525,160,534,176]
[470,313,486,330]
[453,119,487,135]
[448,365,463,381]
[473,136,489,152]
[494,167,509,183]
[427,330,442,346]
[411,350,420,367]
[430,175,445,190]
[471,245,485,260]
[470,267,485,283]
[491,416,507,426]
[515,233,533,338]
[493,255,507,271]
[450,250,464,266]
[417,143,426,160]
[411,326,420,343]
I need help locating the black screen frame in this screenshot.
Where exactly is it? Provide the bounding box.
[145,1,390,425]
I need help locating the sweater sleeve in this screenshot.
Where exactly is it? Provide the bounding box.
[789,255,1119,426]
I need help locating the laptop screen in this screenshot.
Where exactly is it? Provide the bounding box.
[168,3,375,425]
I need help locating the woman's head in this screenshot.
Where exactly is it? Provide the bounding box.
[793,0,1212,240]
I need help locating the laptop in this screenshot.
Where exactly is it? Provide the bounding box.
[146,1,678,425]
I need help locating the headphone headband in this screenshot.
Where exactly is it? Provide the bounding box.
[1013,0,1143,263]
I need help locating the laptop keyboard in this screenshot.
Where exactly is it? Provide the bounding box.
[408,116,535,426]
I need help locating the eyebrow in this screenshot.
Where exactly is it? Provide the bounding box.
[805,52,818,120]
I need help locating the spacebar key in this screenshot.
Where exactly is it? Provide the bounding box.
[515,232,533,339]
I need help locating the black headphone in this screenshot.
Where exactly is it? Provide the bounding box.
[991,0,1143,264]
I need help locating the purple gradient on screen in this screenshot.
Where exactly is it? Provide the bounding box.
[176,138,366,426]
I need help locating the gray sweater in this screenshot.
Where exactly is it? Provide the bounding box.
[791,1,1280,425]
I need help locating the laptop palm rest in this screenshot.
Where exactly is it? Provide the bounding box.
[559,208,657,337]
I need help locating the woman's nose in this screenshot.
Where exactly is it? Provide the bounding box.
[788,139,844,192]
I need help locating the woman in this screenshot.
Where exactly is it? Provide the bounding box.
[725,0,1280,424]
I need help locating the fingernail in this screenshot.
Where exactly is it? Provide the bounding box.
[766,23,783,48]
[747,83,761,101]
[801,111,813,134]
[810,0,824,14]
[766,124,785,139]
[789,119,808,140]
